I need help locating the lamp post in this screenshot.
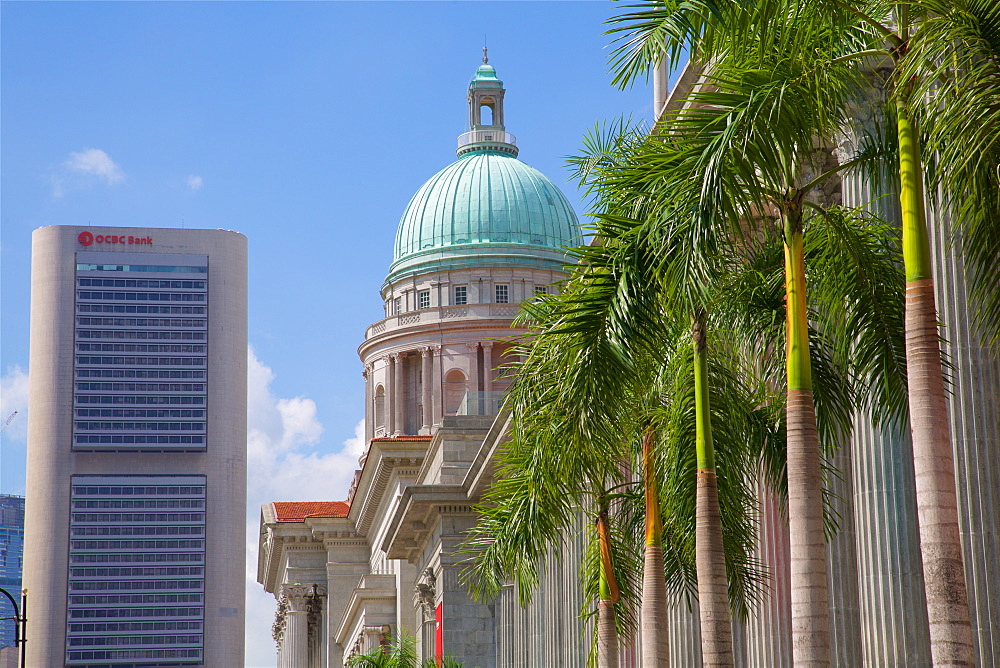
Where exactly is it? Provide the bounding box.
[0,587,25,668]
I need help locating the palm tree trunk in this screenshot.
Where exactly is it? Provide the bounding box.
[895,101,976,667]
[642,428,670,666]
[692,312,734,667]
[783,206,831,667]
[597,507,621,668]
[598,600,620,668]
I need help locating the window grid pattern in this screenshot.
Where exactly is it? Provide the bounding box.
[495,284,509,304]
[74,263,208,451]
[67,476,205,664]
[418,290,430,309]
[454,286,467,305]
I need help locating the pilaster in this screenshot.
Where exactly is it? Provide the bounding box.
[420,347,432,433]
[466,342,480,415]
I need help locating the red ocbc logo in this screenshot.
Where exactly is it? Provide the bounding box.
[76,231,153,246]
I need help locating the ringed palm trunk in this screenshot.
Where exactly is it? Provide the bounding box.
[597,506,621,668]
[895,102,975,667]
[783,204,831,666]
[641,427,670,666]
[692,311,734,667]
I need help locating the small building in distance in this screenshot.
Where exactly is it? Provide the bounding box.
[0,495,24,650]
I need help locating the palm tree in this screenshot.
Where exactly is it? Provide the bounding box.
[348,634,418,668]
[571,126,750,667]
[777,2,999,661]
[610,2,1000,663]
[600,6,918,662]
[462,242,776,665]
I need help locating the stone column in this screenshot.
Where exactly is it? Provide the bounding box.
[481,342,494,415]
[432,345,443,427]
[394,352,406,434]
[307,585,327,668]
[363,364,372,442]
[465,342,480,415]
[386,355,396,436]
[420,347,432,433]
[282,584,314,668]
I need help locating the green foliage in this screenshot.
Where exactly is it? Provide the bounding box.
[348,634,418,668]
[347,634,464,668]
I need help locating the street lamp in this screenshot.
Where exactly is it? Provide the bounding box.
[0,587,25,668]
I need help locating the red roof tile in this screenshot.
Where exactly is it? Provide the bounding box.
[272,501,349,522]
[370,435,433,442]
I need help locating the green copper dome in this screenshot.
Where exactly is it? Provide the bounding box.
[387,149,582,283]
[385,56,582,285]
[474,63,499,82]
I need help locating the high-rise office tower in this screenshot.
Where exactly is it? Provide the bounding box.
[24,226,247,667]
[0,495,24,650]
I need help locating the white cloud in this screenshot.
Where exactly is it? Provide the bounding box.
[244,346,366,666]
[0,366,29,443]
[187,175,203,190]
[64,148,124,185]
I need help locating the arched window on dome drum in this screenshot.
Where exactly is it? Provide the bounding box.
[374,385,386,432]
[444,370,467,416]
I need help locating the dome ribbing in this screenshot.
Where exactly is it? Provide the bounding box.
[386,150,581,282]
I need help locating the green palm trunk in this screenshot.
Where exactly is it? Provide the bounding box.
[895,100,975,667]
[782,205,831,667]
[692,312,734,667]
[641,427,670,666]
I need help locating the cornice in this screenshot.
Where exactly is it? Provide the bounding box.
[348,441,429,536]
[333,578,399,646]
[358,318,527,360]
[380,484,472,561]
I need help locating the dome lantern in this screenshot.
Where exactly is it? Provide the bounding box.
[458,49,518,158]
[386,54,582,285]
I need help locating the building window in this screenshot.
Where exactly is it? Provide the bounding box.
[444,370,467,415]
[393,297,401,315]
[534,286,548,296]
[495,284,509,304]
[374,386,385,431]
[418,290,430,310]
[454,286,467,305]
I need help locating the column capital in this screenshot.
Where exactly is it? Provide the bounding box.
[466,342,480,352]
[281,583,326,611]
[431,344,442,353]
[389,351,401,362]
[481,341,494,350]
[420,346,432,358]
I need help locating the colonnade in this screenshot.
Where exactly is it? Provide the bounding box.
[363,341,499,438]
[275,583,327,668]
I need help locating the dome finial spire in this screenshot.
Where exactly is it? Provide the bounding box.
[483,43,488,64]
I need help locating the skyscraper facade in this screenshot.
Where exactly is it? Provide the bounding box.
[0,495,24,649]
[24,226,247,667]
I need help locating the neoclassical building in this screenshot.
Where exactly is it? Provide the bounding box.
[257,56,589,667]
[259,55,1000,668]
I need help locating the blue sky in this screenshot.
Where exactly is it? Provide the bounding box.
[0,1,663,663]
